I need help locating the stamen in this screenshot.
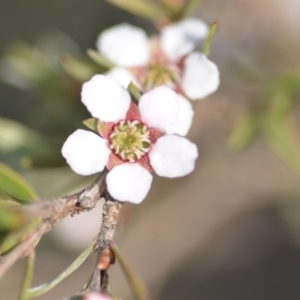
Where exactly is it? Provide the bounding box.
[109,120,151,162]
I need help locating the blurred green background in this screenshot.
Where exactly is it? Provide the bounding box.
[1,0,300,299]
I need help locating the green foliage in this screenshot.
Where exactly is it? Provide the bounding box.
[0,41,57,90]
[0,218,40,255]
[111,244,149,300]
[106,0,165,23]
[61,55,102,82]
[0,161,37,203]
[203,22,217,57]
[264,118,300,173]
[0,117,44,153]
[19,252,35,300]
[0,162,38,252]
[83,118,98,132]
[0,204,21,231]
[128,82,142,101]
[228,113,259,151]
[106,0,202,24]
[0,202,34,249]
[0,36,89,155]
[228,70,300,173]
[26,242,94,298]
[87,49,115,69]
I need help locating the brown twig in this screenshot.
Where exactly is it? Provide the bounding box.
[89,191,123,292]
[0,171,107,279]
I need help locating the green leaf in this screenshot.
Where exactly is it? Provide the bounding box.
[0,218,40,255]
[0,117,47,153]
[26,242,94,298]
[82,118,98,132]
[127,82,141,101]
[0,204,21,231]
[202,22,217,57]
[0,190,16,202]
[0,203,29,246]
[19,252,35,300]
[0,161,37,203]
[111,243,149,300]
[228,113,259,152]
[86,49,115,69]
[264,118,300,173]
[106,0,165,22]
[61,55,100,82]
[173,0,201,19]
[267,91,292,121]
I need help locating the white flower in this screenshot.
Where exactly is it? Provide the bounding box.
[84,292,111,300]
[96,18,220,100]
[62,75,198,204]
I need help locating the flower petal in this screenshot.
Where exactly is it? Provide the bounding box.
[105,67,139,89]
[139,86,178,131]
[96,23,150,67]
[106,163,152,204]
[161,18,208,60]
[84,292,111,300]
[149,135,198,178]
[181,53,220,100]
[165,94,194,136]
[61,129,110,176]
[81,75,130,122]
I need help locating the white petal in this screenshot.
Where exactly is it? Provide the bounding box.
[166,94,194,136]
[105,67,139,89]
[182,53,220,100]
[81,74,130,122]
[139,86,178,131]
[85,292,111,300]
[149,135,198,178]
[106,163,152,204]
[96,23,150,67]
[61,129,110,176]
[161,18,208,60]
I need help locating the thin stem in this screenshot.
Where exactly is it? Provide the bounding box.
[19,251,35,300]
[26,242,94,298]
[110,243,149,300]
[90,194,122,292]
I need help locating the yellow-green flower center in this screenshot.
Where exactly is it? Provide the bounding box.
[142,59,178,90]
[109,120,151,162]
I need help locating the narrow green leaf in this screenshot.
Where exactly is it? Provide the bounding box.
[228,113,258,152]
[0,117,47,153]
[264,119,300,173]
[0,162,37,203]
[82,118,98,132]
[127,82,141,101]
[61,55,100,82]
[0,218,40,255]
[111,243,149,300]
[106,0,165,22]
[0,189,16,202]
[26,242,94,298]
[86,49,115,69]
[19,252,35,300]
[169,0,201,20]
[0,204,22,231]
[202,22,217,57]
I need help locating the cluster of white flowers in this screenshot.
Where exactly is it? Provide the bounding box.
[62,18,220,204]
